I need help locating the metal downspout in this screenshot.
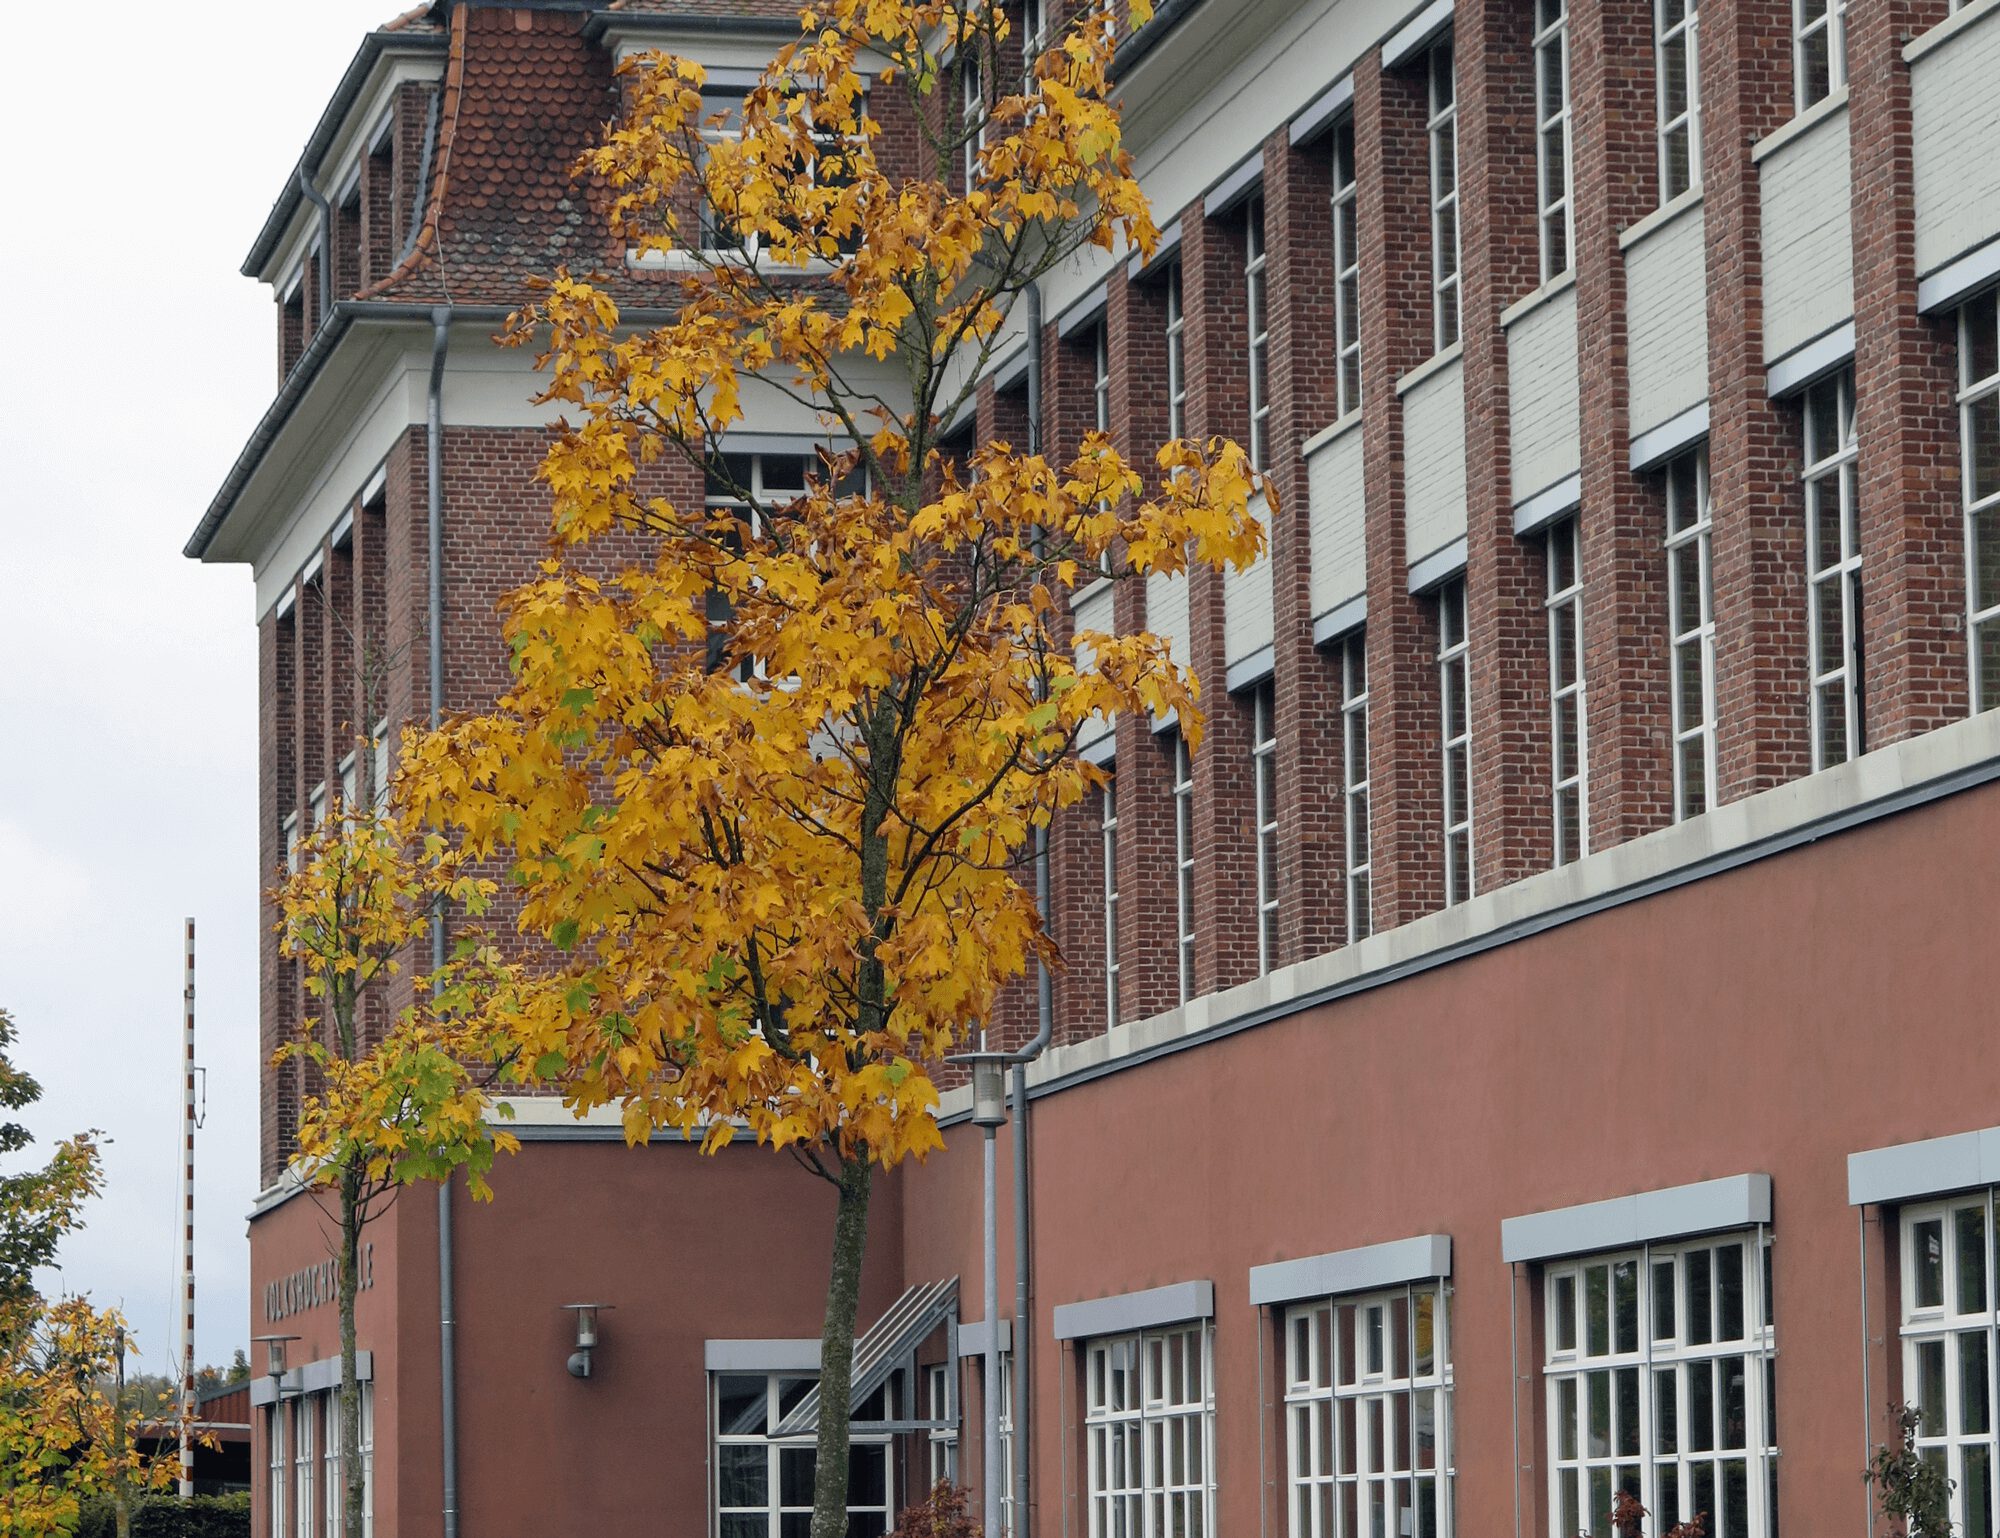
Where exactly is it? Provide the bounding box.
[1010,277,1049,1538]
[298,167,333,327]
[427,306,460,1538]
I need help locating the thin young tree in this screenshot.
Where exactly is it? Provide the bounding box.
[400,3,1265,1533]
[274,808,519,1538]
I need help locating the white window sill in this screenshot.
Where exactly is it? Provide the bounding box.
[1618,184,1706,252]
[1300,409,1364,458]
[1751,84,1849,164]
[1395,342,1463,398]
[1500,267,1578,329]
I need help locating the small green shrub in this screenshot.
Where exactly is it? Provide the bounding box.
[77,1492,252,1538]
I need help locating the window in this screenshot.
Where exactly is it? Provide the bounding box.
[308,783,327,835]
[283,811,301,875]
[924,1363,956,1489]
[1533,0,1573,281]
[1247,195,1271,472]
[1100,773,1121,1029]
[1665,448,1716,819]
[962,49,987,191]
[1900,1192,2000,1538]
[1656,0,1701,199]
[705,452,813,676]
[322,1393,340,1538]
[713,1373,893,1538]
[995,1354,1017,1538]
[1331,117,1363,419]
[1960,288,2000,713]
[338,753,359,826]
[1437,580,1472,906]
[1794,0,1848,109]
[1341,634,1372,944]
[360,1383,374,1538]
[1252,681,1279,973]
[1426,39,1461,354]
[1283,1284,1453,1538]
[1546,517,1588,865]
[1166,257,1188,442]
[1092,318,1115,572]
[700,88,754,251]
[371,719,391,811]
[268,1406,287,1538]
[1544,1234,1777,1538]
[1173,731,1196,1004]
[1022,0,1048,55]
[1802,367,1862,769]
[1085,1326,1214,1538]
[295,1396,315,1538]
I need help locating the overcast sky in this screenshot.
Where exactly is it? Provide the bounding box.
[0,0,413,1377]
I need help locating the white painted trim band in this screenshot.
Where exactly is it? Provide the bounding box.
[1501,1173,1772,1263]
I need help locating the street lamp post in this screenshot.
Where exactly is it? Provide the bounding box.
[953,1050,1012,1538]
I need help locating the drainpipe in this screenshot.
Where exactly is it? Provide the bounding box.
[1009,277,1050,1538]
[426,305,461,1538]
[298,167,333,329]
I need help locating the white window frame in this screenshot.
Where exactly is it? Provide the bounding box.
[997,1353,1017,1538]
[308,782,327,835]
[1093,318,1115,573]
[360,1383,374,1538]
[1655,0,1702,200]
[1100,771,1121,1030]
[1900,1191,2000,1538]
[1173,732,1195,1003]
[269,1404,287,1538]
[294,1395,316,1538]
[1437,580,1472,906]
[283,810,302,875]
[699,87,756,254]
[1341,634,1372,945]
[712,1371,894,1538]
[323,1391,340,1538]
[1247,195,1271,473]
[1426,38,1462,355]
[1332,116,1363,420]
[705,451,814,679]
[1085,1325,1215,1538]
[1022,0,1048,57]
[1665,447,1717,820]
[1533,0,1573,283]
[1282,1283,1454,1538]
[1546,516,1588,865]
[371,718,392,812]
[1802,367,1863,770]
[1252,681,1280,974]
[962,47,986,191]
[1793,0,1849,110]
[1544,1232,1777,1538]
[1166,257,1188,443]
[1960,288,2000,713]
[924,1362,957,1490]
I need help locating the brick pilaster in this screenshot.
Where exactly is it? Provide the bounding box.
[1703,0,1810,800]
[1357,54,1447,928]
[1264,133,1349,962]
[258,608,294,1187]
[1849,0,1964,744]
[1459,0,1552,886]
[1573,0,1675,847]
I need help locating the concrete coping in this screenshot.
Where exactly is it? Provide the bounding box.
[249,1351,373,1408]
[1501,1174,1772,1265]
[957,1318,1014,1358]
[1052,1280,1214,1342]
[705,1339,822,1374]
[1249,1235,1452,1308]
[1849,1125,2000,1208]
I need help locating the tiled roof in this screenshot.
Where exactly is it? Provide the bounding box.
[378,2,445,34]
[600,0,805,14]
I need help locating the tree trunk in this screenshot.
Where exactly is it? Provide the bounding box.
[340,1167,365,1538]
[809,1157,874,1538]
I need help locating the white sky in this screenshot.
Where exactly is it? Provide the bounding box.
[0,0,414,1377]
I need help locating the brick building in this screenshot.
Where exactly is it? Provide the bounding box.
[188,0,2000,1536]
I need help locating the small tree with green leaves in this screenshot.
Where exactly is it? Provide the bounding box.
[1867,1403,1956,1538]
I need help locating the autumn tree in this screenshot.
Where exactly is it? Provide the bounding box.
[274,808,519,1538]
[0,1009,169,1535]
[399,3,1264,1533]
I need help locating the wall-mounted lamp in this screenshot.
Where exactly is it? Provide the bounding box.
[563,1304,612,1379]
[253,1334,299,1398]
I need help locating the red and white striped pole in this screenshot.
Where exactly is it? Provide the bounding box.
[180,918,197,1500]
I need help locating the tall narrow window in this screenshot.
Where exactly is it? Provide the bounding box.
[1437,580,1472,906]
[1900,1192,1999,1538]
[1341,634,1372,944]
[962,49,986,190]
[1252,681,1279,974]
[1802,367,1862,769]
[1666,448,1716,819]
[1172,732,1196,1003]
[1247,195,1271,472]
[700,88,753,251]
[370,718,392,811]
[1166,257,1188,441]
[1332,116,1363,417]
[1794,0,1849,109]
[1093,318,1115,571]
[1022,0,1047,55]
[268,1406,287,1538]
[1656,0,1701,200]
[1086,1327,1214,1538]
[1100,772,1121,1029]
[360,1383,374,1538]
[295,1397,316,1538]
[705,452,812,677]
[1546,517,1588,864]
[1283,1284,1454,1538]
[924,1364,956,1487]
[998,1354,1016,1538]
[1544,1234,1778,1538]
[1426,39,1461,354]
[713,1373,894,1536]
[323,1394,340,1538]
[1534,0,1573,281]
[1960,288,2000,713]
